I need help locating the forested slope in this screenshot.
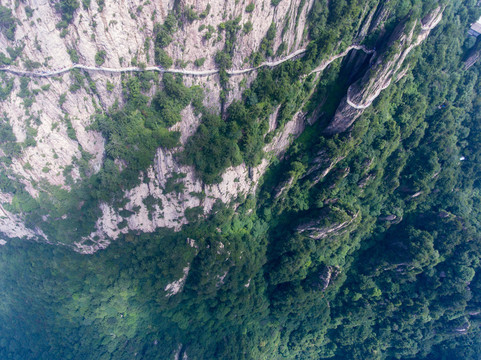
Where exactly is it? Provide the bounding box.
[1,0,481,359]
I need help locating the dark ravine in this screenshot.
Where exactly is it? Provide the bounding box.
[465,36,481,69]
[324,6,444,134]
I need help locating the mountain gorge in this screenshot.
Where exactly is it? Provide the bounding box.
[0,0,443,252]
[2,0,481,359]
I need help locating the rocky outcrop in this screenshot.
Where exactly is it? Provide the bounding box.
[324,7,444,135]
[315,265,340,291]
[165,265,190,297]
[358,172,376,188]
[0,0,317,251]
[0,203,47,240]
[453,320,471,334]
[379,214,397,222]
[296,210,359,240]
[0,0,314,191]
[75,108,307,252]
[0,0,444,253]
[464,36,481,70]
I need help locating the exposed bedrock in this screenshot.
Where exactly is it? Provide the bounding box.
[324,6,444,135]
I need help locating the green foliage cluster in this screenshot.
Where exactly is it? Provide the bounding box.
[95,50,106,65]
[183,59,310,182]
[55,0,79,29]
[69,68,84,92]
[215,16,241,91]
[0,74,14,101]
[6,44,23,60]
[199,24,215,40]
[97,0,105,12]
[199,4,210,19]
[0,44,24,66]
[0,5,16,40]
[183,6,199,23]
[155,49,173,68]
[0,52,11,65]
[67,48,79,63]
[251,22,276,66]
[92,73,193,190]
[106,79,114,92]
[182,111,243,184]
[243,20,253,34]
[163,172,186,194]
[0,114,20,158]
[63,114,77,140]
[153,13,177,68]
[58,93,67,106]
[193,57,205,67]
[17,77,35,108]
[23,59,42,71]
[24,6,34,18]
[143,194,162,213]
[24,126,38,147]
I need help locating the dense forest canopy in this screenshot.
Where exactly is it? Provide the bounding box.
[2,0,481,359]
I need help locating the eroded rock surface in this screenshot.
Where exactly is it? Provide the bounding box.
[325,7,444,135]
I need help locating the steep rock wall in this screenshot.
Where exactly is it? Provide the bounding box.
[324,6,444,135]
[0,0,315,251]
[0,1,443,252]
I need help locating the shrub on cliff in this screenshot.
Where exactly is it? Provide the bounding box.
[0,5,16,40]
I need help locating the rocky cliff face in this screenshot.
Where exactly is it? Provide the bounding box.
[0,0,316,252]
[324,6,444,135]
[0,0,442,252]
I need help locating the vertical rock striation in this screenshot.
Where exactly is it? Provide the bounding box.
[324,7,444,135]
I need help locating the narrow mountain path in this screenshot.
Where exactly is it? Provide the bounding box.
[308,44,375,75]
[0,46,372,78]
[343,15,442,110]
[346,96,372,110]
[345,86,373,110]
[0,14,441,80]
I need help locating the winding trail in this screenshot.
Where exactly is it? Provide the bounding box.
[346,94,372,110]
[345,14,443,110]
[346,79,393,110]
[0,47,372,79]
[309,44,375,75]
